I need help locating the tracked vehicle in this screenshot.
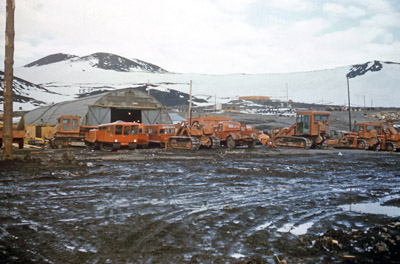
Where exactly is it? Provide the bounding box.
[167,121,220,150]
[272,110,330,149]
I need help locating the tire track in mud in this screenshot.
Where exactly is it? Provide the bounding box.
[1,149,400,262]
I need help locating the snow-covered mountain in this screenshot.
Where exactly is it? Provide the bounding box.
[1,52,400,111]
[24,52,168,73]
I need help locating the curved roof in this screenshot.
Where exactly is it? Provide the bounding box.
[24,88,165,125]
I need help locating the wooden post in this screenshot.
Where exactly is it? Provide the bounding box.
[189,80,192,125]
[346,76,352,131]
[2,0,15,160]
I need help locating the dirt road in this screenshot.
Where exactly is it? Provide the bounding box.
[1,147,400,263]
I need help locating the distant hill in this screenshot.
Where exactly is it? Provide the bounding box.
[24,52,168,73]
[4,52,400,110]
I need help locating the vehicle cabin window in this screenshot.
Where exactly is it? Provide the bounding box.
[314,115,321,121]
[355,126,361,132]
[160,129,166,134]
[241,126,245,131]
[366,125,377,132]
[72,119,78,131]
[139,128,144,134]
[124,126,130,135]
[62,119,71,131]
[115,125,123,135]
[321,115,329,120]
[131,126,138,135]
[169,129,175,134]
[154,129,158,135]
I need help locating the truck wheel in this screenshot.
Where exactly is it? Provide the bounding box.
[227,136,236,149]
[100,143,113,152]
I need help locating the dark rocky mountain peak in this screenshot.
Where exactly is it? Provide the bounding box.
[24,53,78,67]
[347,60,383,79]
[80,52,168,73]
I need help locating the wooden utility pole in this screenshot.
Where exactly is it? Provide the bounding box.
[2,0,15,160]
[346,76,352,131]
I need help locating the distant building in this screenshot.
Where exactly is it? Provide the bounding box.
[239,96,271,101]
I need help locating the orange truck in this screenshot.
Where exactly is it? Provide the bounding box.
[146,124,177,148]
[85,121,148,151]
[272,110,330,149]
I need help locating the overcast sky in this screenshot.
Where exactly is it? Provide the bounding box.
[1,0,400,74]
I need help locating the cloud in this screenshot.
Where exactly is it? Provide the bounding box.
[323,3,367,18]
[0,0,399,74]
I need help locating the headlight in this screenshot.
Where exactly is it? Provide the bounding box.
[114,139,118,142]
[134,139,137,142]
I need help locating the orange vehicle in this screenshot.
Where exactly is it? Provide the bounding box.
[167,121,220,150]
[325,131,367,150]
[353,122,383,151]
[51,115,96,148]
[354,121,400,151]
[213,121,257,148]
[85,121,148,151]
[191,116,257,148]
[146,124,177,148]
[0,115,25,149]
[272,110,330,149]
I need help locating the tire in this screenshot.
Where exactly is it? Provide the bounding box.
[227,136,236,149]
[100,143,113,152]
[357,139,368,150]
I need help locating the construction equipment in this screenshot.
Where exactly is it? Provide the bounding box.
[354,121,400,151]
[271,110,330,149]
[191,116,257,148]
[146,124,177,148]
[51,115,95,148]
[214,121,257,148]
[325,131,367,150]
[0,114,25,149]
[352,121,383,151]
[167,121,220,150]
[85,121,148,151]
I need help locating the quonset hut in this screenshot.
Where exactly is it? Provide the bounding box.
[24,88,172,126]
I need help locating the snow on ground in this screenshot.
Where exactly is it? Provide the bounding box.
[12,60,400,109]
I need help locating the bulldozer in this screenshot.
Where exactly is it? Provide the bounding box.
[167,121,220,150]
[271,110,330,149]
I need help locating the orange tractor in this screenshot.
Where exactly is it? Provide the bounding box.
[85,121,148,151]
[354,121,400,151]
[167,121,220,150]
[51,115,96,148]
[191,116,258,148]
[325,131,364,150]
[146,124,177,148]
[271,110,330,149]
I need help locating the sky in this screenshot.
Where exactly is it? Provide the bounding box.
[1,0,400,74]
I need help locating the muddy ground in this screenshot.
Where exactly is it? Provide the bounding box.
[1,147,399,263]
